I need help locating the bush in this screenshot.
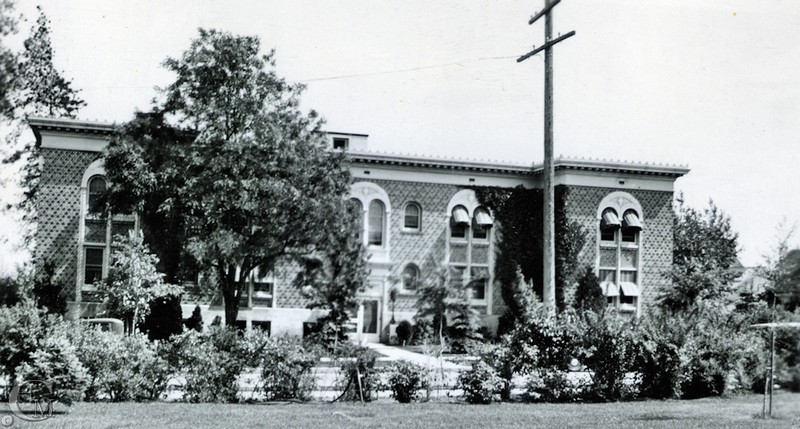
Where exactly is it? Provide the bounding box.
[0,301,47,390]
[185,305,203,332]
[524,368,585,403]
[68,324,173,402]
[172,327,246,402]
[579,314,639,401]
[258,336,318,401]
[395,320,413,345]
[385,361,427,403]
[458,360,504,404]
[15,324,89,404]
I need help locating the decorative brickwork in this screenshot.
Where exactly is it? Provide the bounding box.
[36,148,100,300]
[561,186,674,309]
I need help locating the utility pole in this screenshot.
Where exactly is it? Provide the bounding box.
[517,0,575,317]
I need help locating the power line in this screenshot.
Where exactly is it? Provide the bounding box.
[298,55,519,82]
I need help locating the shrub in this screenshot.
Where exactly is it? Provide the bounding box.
[0,301,47,391]
[69,325,173,402]
[15,325,89,404]
[508,314,578,373]
[185,305,203,332]
[385,361,427,403]
[458,360,504,404]
[258,336,318,401]
[395,320,413,345]
[524,368,585,403]
[173,327,246,402]
[579,314,640,401]
[572,267,605,315]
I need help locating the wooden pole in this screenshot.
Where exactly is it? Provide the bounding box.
[542,0,556,317]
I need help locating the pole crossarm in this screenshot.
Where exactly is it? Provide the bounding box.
[516,30,576,63]
[528,0,561,25]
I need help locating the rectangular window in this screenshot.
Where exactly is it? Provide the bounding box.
[84,247,104,285]
[621,229,637,243]
[252,321,271,335]
[238,286,250,308]
[601,229,616,242]
[472,222,487,240]
[333,138,349,150]
[450,222,467,238]
[251,282,273,307]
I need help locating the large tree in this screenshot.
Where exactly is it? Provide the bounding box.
[105,29,362,326]
[2,5,86,244]
[658,195,739,312]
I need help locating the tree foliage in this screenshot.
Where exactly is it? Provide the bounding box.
[97,231,182,333]
[573,266,605,314]
[413,263,480,346]
[658,196,739,312]
[1,5,85,244]
[294,202,369,332]
[105,28,361,326]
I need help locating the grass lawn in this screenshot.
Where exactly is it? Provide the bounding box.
[5,392,800,428]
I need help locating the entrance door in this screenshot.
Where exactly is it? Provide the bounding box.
[360,299,381,343]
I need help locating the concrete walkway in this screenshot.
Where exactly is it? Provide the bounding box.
[366,343,472,371]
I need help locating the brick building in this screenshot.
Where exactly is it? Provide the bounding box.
[30,117,688,342]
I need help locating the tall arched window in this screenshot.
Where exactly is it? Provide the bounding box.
[87,176,106,214]
[447,197,493,306]
[597,193,643,313]
[368,200,385,246]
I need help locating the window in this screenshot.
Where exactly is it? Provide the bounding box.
[368,200,385,245]
[448,203,493,305]
[84,247,104,285]
[87,176,106,214]
[598,203,642,312]
[403,203,421,231]
[402,264,419,291]
[252,321,271,335]
[333,137,349,150]
[450,206,469,238]
[252,282,273,307]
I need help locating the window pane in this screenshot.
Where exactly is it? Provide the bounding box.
[252,282,273,307]
[404,204,420,229]
[599,269,616,283]
[621,249,638,269]
[601,229,616,242]
[85,248,104,265]
[368,200,384,245]
[84,247,104,285]
[88,176,106,213]
[621,229,637,243]
[402,265,418,290]
[620,271,637,284]
[85,219,107,243]
[252,321,271,335]
[472,217,487,239]
[450,243,468,263]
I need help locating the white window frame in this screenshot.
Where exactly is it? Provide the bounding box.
[349,182,391,263]
[402,202,422,233]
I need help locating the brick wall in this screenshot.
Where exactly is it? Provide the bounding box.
[36,148,100,300]
[561,185,674,309]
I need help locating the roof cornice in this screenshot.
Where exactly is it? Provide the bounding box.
[28,116,117,136]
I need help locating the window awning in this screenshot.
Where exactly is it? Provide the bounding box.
[619,282,640,297]
[600,281,619,297]
[622,211,642,231]
[452,206,470,225]
[474,208,493,227]
[601,209,621,230]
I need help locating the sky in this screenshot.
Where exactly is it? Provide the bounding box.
[1,0,799,274]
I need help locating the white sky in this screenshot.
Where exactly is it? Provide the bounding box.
[1,0,799,274]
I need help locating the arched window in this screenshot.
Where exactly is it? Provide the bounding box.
[450,205,469,238]
[402,264,419,291]
[368,200,385,246]
[403,202,421,232]
[472,207,492,240]
[87,176,106,214]
[597,194,643,313]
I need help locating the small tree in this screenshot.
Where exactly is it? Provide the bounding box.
[414,263,479,347]
[32,260,66,315]
[573,266,605,314]
[294,203,369,342]
[97,231,182,333]
[659,196,739,312]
